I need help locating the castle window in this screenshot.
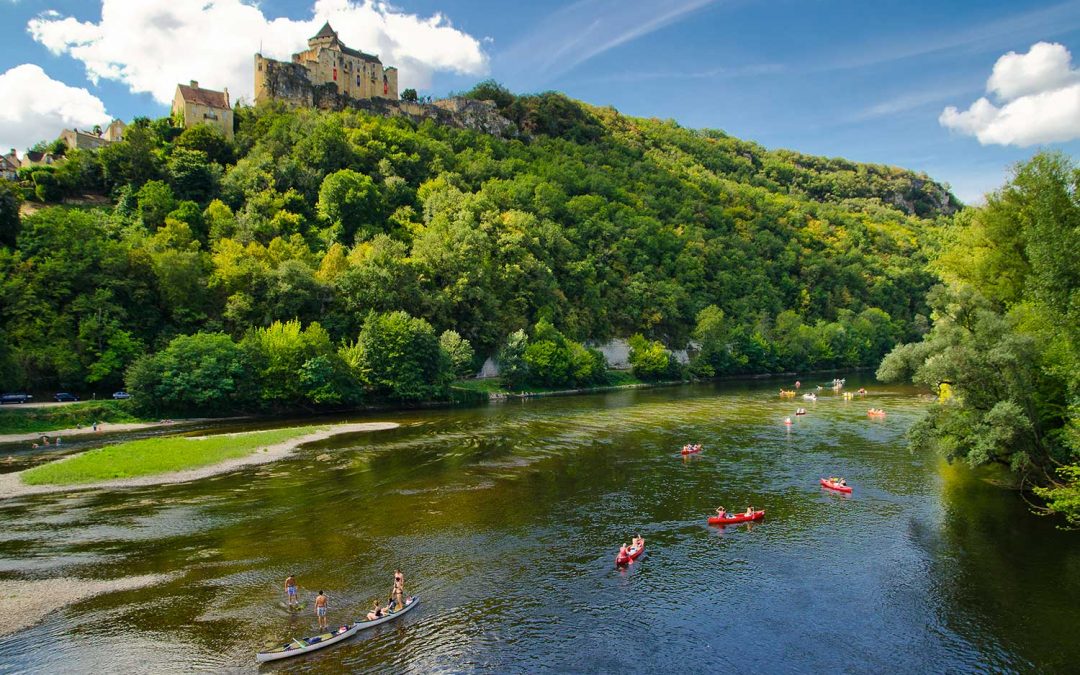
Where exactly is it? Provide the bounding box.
[333,67,337,81]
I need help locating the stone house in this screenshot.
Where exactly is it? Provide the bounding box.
[57,119,126,152]
[0,149,19,180]
[21,151,58,168]
[254,22,398,106]
[171,81,234,139]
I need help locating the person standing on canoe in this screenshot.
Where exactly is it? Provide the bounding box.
[285,575,298,609]
[391,569,405,611]
[315,591,328,629]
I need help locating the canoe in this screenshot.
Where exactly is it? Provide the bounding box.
[680,446,702,455]
[707,509,765,525]
[256,622,361,663]
[354,594,420,631]
[256,596,420,663]
[802,394,817,400]
[820,478,852,493]
[615,543,645,566]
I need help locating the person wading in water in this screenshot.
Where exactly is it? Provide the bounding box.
[284,575,298,609]
[314,591,328,629]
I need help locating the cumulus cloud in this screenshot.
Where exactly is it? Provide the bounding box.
[28,0,489,105]
[940,41,1080,146]
[0,64,110,155]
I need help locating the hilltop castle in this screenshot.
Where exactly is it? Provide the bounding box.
[255,23,398,107]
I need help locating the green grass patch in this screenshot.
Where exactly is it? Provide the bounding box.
[0,400,146,435]
[451,379,508,394]
[21,425,326,486]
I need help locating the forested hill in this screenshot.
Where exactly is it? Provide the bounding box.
[0,84,958,404]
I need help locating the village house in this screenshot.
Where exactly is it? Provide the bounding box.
[0,149,19,180]
[171,81,234,139]
[57,119,126,151]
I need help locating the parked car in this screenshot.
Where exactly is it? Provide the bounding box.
[112,391,131,400]
[54,392,79,403]
[0,393,33,404]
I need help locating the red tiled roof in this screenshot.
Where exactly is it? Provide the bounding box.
[177,84,229,109]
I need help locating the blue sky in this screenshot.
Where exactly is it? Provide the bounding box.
[1,0,1078,202]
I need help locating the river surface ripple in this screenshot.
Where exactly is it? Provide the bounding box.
[1,377,1078,674]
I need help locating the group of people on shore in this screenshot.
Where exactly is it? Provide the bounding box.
[284,569,407,629]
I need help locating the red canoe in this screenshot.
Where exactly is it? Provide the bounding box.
[615,543,645,566]
[820,478,852,493]
[707,509,765,525]
[680,446,702,455]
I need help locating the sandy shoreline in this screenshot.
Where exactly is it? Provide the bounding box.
[0,573,174,637]
[0,418,231,445]
[0,422,399,499]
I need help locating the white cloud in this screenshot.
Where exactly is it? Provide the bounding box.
[27,0,489,105]
[940,41,1080,146]
[0,64,110,156]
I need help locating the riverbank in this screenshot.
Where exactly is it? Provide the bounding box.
[0,400,148,437]
[0,422,398,498]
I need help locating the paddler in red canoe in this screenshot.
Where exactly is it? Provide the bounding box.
[715,506,727,519]
[745,505,755,517]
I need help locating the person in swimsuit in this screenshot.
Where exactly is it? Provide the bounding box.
[315,591,328,629]
[285,575,298,608]
[795,381,801,389]
[632,534,644,552]
[715,506,727,519]
[745,505,755,516]
[366,599,385,621]
[391,569,405,611]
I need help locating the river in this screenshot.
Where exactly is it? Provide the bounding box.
[1,376,1077,673]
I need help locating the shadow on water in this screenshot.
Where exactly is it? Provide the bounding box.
[0,375,1078,673]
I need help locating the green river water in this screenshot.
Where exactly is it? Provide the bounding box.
[1,376,1078,673]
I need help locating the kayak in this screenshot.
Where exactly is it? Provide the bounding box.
[615,543,645,566]
[820,478,852,493]
[256,596,419,662]
[707,509,765,525]
[680,446,702,455]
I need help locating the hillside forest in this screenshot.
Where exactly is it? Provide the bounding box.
[0,82,957,413]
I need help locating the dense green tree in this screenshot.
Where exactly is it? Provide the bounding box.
[241,320,334,406]
[879,153,1079,525]
[168,148,221,203]
[346,311,450,400]
[0,180,20,248]
[440,329,475,378]
[497,329,529,390]
[317,168,380,243]
[137,180,177,229]
[174,124,235,166]
[126,332,250,413]
[628,333,680,381]
[401,88,419,103]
